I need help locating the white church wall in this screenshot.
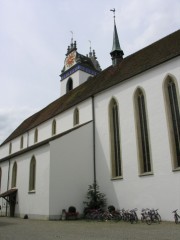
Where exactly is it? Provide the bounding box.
[0,97,92,160]
[0,144,50,219]
[95,57,180,221]
[0,162,9,215]
[49,122,94,219]
[0,144,9,159]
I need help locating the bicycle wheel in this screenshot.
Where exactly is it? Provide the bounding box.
[157,213,161,222]
[175,216,178,224]
[141,216,145,223]
[146,217,152,225]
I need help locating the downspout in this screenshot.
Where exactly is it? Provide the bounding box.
[92,96,96,185]
[6,158,11,216]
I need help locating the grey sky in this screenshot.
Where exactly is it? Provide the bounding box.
[0,0,179,144]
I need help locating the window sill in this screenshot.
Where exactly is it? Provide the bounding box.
[172,167,180,172]
[139,172,154,177]
[111,176,123,181]
[28,190,36,194]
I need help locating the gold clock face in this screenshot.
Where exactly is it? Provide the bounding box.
[65,51,76,68]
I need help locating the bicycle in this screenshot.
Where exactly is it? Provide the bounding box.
[141,208,151,225]
[172,209,180,224]
[129,208,138,224]
[147,208,161,224]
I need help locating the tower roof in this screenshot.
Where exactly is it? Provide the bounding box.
[61,39,101,75]
[110,9,124,66]
[111,20,122,52]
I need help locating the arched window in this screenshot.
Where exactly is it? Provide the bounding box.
[109,98,122,178]
[11,162,17,188]
[0,168,2,192]
[134,88,152,174]
[9,142,12,154]
[29,156,36,191]
[52,119,56,135]
[164,76,180,168]
[66,78,73,93]
[73,108,79,125]
[34,128,38,143]
[20,136,24,149]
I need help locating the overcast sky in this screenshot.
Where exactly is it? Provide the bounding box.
[0,0,179,144]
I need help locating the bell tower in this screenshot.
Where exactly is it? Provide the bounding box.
[60,35,101,96]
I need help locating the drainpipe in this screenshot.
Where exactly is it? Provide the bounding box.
[6,158,11,216]
[92,96,96,185]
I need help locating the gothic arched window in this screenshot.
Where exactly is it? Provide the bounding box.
[73,108,79,126]
[34,128,38,143]
[20,136,24,149]
[9,142,12,154]
[11,162,17,188]
[164,76,180,168]
[66,78,73,93]
[109,98,122,178]
[52,119,56,135]
[134,88,152,174]
[29,156,36,191]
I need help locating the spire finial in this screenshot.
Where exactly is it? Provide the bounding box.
[70,31,73,44]
[88,40,92,57]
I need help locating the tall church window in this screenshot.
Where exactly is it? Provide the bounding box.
[11,162,17,188]
[52,119,56,135]
[20,136,24,149]
[164,76,180,168]
[109,98,122,178]
[9,142,12,154]
[66,78,73,93]
[34,128,38,143]
[29,156,36,191]
[73,108,79,125]
[134,88,152,174]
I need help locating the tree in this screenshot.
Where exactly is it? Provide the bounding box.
[83,182,106,210]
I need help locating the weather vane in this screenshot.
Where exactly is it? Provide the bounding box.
[110,8,116,19]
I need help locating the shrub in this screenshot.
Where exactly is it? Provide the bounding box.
[83,182,106,210]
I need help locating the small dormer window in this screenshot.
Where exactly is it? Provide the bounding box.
[66,78,73,93]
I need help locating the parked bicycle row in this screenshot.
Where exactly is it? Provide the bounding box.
[84,206,180,224]
[84,206,162,224]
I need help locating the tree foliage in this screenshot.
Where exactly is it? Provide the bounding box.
[83,182,106,210]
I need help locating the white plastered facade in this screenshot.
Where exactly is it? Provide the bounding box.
[0,49,180,221]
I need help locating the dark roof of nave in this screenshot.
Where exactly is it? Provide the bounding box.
[1,29,180,146]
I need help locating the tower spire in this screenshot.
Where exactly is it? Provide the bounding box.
[110,9,124,66]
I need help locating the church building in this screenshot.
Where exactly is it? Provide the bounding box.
[0,15,180,221]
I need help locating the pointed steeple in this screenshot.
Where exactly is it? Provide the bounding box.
[110,9,124,66]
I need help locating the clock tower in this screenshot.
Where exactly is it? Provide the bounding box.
[60,39,101,96]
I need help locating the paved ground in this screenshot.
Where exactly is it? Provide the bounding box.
[0,217,180,240]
